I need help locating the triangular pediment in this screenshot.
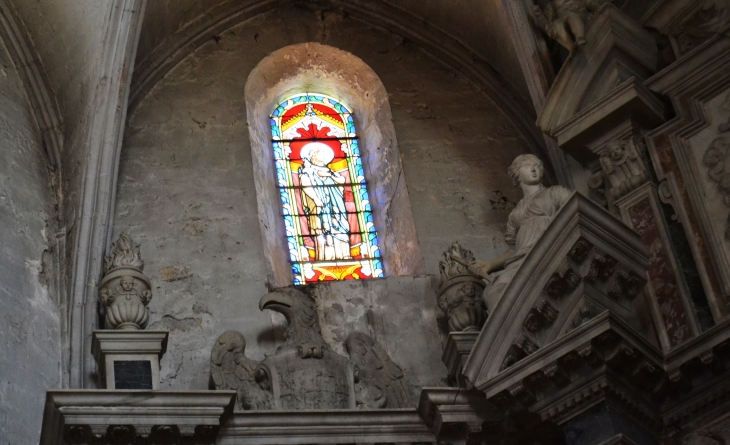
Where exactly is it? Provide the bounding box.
[536,6,662,159]
[462,193,659,393]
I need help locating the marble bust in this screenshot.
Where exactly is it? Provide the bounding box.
[456,154,572,311]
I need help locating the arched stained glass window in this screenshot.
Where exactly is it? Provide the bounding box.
[270,93,384,285]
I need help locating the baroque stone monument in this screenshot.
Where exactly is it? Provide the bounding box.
[211,287,413,411]
[92,232,168,391]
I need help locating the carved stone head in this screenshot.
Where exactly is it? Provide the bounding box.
[120,275,135,292]
[605,139,628,162]
[508,154,544,186]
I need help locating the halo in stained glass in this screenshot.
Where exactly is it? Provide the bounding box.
[270,93,384,284]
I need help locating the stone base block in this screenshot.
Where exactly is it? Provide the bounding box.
[442,331,479,387]
[91,330,168,390]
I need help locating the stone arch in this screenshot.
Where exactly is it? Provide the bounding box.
[0,1,63,169]
[128,0,556,183]
[245,42,424,287]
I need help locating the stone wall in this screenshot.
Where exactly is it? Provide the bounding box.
[115,6,531,393]
[0,37,60,444]
[11,0,113,226]
[11,0,118,388]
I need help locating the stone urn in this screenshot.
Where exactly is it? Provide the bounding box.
[438,242,488,332]
[437,276,487,332]
[99,233,153,330]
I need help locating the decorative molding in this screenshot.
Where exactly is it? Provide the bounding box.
[0,0,63,170]
[91,330,168,390]
[219,409,434,445]
[645,33,730,318]
[463,193,651,390]
[40,390,235,445]
[68,0,146,388]
[537,5,660,157]
[617,182,699,349]
[418,387,500,445]
[442,331,480,387]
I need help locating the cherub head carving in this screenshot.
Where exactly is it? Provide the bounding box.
[605,140,628,162]
[120,275,135,292]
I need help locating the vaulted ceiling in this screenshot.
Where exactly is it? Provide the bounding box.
[133,0,530,108]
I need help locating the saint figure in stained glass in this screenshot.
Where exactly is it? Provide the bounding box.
[270,93,384,284]
[299,142,351,261]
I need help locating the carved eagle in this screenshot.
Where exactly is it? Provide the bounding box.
[259,287,328,359]
[210,330,271,410]
[345,332,414,409]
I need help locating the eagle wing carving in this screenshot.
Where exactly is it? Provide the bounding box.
[345,332,413,409]
[210,330,271,410]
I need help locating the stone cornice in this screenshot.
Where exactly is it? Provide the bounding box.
[218,409,433,444]
[41,390,236,444]
[463,193,651,390]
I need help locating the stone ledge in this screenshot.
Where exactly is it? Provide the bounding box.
[41,390,235,445]
[91,330,169,358]
[218,409,434,444]
[418,387,501,444]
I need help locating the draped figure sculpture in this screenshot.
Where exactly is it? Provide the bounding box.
[455,154,573,312]
[299,142,351,261]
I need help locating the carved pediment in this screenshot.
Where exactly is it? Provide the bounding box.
[536,6,666,160]
[463,193,657,392]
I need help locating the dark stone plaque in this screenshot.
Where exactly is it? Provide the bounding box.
[113,360,153,390]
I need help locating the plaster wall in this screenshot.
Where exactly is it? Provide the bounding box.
[0,36,60,445]
[115,7,530,392]
[10,0,113,260]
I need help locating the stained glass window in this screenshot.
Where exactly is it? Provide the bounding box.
[270,93,384,285]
